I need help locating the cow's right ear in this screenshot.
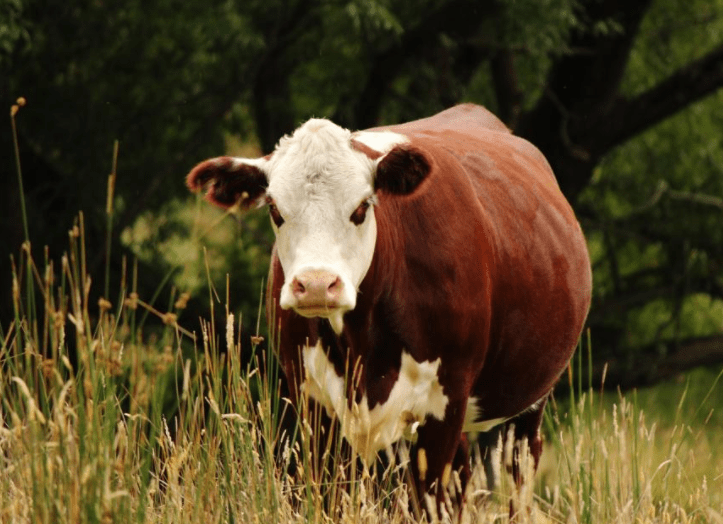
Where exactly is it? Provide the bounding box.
[374,145,431,196]
[186,156,268,209]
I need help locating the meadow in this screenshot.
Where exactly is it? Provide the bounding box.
[1,219,721,524]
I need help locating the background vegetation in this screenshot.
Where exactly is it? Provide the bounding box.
[3,0,723,385]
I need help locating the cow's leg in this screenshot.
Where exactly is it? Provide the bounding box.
[453,432,472,491]
[509,395,547,484]
[409,398,469,517]
[505,394,548,519]
[476,426,503,492]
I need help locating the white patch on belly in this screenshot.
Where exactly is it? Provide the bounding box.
[462,396,547,433]
[301,341,448,463]
[463,397,508,433]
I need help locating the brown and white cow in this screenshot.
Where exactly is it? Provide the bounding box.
[186,104,592,506]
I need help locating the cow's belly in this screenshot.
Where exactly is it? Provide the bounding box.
[301,341,449,463]
[462,395,546,433]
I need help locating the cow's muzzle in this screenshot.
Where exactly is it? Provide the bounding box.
[290,269,345,315]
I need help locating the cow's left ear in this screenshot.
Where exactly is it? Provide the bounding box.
[186,156,269,209]
[374,145,431,196]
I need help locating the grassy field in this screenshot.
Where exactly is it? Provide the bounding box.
[1,222,722,524]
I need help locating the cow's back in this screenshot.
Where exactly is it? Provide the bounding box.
[377,103,512,136]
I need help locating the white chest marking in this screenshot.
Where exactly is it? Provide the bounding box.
[301,342,449,463]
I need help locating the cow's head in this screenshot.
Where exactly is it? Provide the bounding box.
[187,119,430,333]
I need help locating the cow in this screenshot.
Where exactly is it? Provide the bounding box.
[186,104,592,512]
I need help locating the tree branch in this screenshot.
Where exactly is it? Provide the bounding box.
[517,0,654,202]
[588,258,723,324]
[521,0,653,126]
[602,43,723,152]
[591,334,723,390]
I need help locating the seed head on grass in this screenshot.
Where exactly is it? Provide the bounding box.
[124,292,139,310]
[226,312,235,353]
[98,298,112,311]
[12,272,20,303]
[10,97,26,117]
[174,291,191,310]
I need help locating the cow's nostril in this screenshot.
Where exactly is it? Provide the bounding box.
[327,277,341,293]
[292,278,306,296]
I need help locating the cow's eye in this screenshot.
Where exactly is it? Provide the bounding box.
[266,197,285,228]
[350,199,371,226]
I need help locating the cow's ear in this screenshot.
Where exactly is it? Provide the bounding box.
[186,156,268,209]
[374,145,431,196]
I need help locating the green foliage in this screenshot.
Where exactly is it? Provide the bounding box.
[121,198,272,325]
[0,0,28,65]
[344,0,406,38]
[5,0,265,212]
[623,0,723,95]
[581,88,723,357]
[626,295,723,350]
[3,0,723,374]
[494,0,579,52]
[572,0,723,359]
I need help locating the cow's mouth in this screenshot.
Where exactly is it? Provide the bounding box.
[294,305,346,334]
[295,305,341,317]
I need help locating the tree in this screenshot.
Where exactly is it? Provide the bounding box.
[3,0,723,384]
[1,0,265,319]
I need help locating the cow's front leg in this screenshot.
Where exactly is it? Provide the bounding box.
[409,398,470,516]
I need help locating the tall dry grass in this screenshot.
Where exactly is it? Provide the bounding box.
[2,213,722,523]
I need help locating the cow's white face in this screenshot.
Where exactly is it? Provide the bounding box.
[265,120,390,332]
[187,119,431,334]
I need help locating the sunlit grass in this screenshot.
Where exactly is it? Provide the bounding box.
[2,222,721,523]
[537,389,722,523]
